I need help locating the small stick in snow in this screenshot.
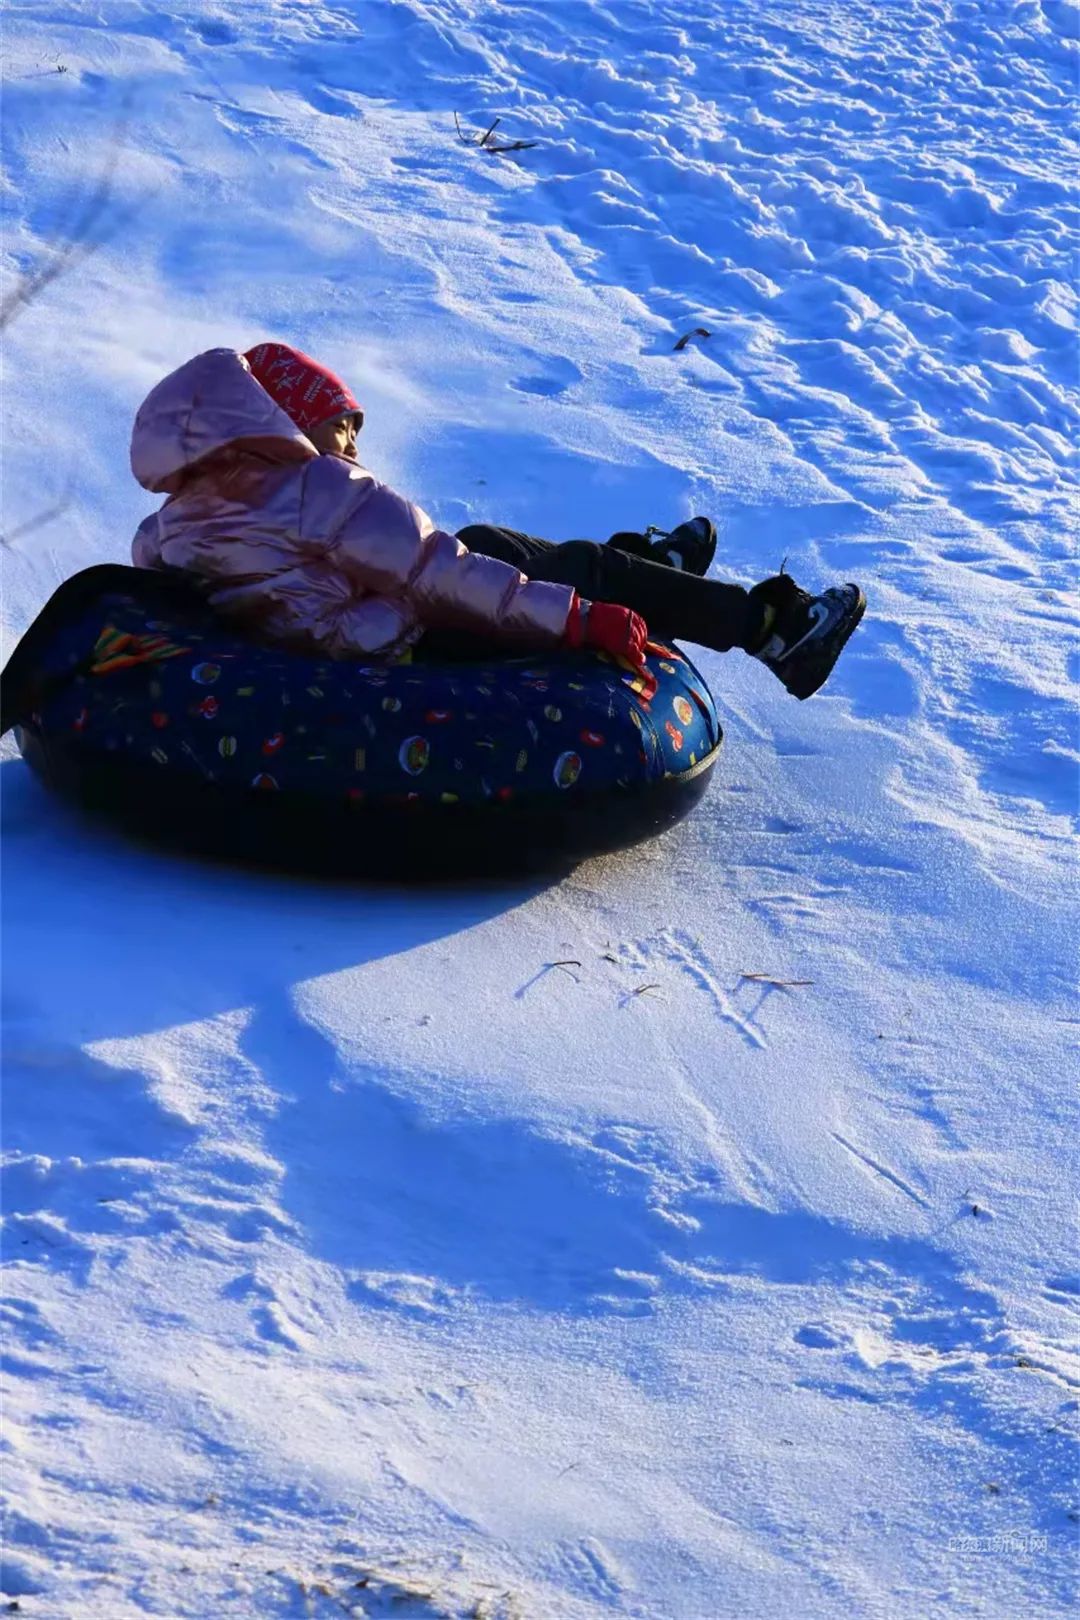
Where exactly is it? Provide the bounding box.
[1,495,71,547]
[673,327,712,352]
[618,983,662,1009]
[515,960,582,996]
[739,974,813,987]
[0,102,139,332]
[456,111,501,146]
[487,138,537,154]
[1,472,77,548]
[454,110,538,155]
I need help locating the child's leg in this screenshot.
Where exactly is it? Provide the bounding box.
[457,524,761,652]
[450,524,864,695]
[453,524,561,568]
[450,525,864,694]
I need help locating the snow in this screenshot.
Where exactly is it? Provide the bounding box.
[1,1,1077,1615]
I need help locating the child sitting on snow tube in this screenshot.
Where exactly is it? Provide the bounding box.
[130,343,865,698]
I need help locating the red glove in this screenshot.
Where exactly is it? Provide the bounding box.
[564,598,656,698]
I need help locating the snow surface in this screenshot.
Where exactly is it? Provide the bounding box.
[1,1,1078,1615]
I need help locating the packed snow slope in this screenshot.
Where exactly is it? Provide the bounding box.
[1,1,1077,1616]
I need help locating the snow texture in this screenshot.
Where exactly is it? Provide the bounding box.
[1,1,1077,1616]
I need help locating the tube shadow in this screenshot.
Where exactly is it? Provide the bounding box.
[0,757,551,1052]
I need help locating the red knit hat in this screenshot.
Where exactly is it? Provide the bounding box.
[244,342,363,435]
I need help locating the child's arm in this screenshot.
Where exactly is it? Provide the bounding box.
[301,455,574,647]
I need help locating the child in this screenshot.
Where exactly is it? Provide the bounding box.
[131,344,864,698]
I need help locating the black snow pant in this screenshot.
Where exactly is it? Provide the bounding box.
[450,525,761,653]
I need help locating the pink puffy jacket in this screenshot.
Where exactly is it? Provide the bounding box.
[130,349,575,661]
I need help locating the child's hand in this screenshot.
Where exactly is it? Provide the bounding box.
[564,598,646,658]
[564,598,656,697]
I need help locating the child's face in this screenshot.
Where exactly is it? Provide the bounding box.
[309,412,362,459]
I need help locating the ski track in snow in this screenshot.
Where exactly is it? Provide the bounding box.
[1,0,1078,1616]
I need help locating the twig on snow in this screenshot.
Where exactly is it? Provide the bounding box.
[1,478,75,549]
[739,974,813,988]
[454,110,538,155]
[618,982,662,1010]
[1,499,71,549]
[514,959,582,997]
[0,100,136,333]
[673,327,712,352]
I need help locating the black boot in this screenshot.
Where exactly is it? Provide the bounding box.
[747,571,866,700]
[651,516,717,577]
[605,529,655,562]
[606,516,717,577]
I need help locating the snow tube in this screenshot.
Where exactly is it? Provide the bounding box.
[2,566,722,878]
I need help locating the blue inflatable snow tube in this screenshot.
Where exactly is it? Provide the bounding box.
[3,567,722,877]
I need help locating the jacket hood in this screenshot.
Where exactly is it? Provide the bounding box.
[130,348,317,495]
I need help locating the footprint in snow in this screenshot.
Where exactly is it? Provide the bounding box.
[1045,1276,1080,1306]
[795,1322,845,1349]
[0,1295,61,1350]
[509,359,583,398]
[554,1537,627,1604]
[347,1270,460,1320]
[220,1270,308,1349]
